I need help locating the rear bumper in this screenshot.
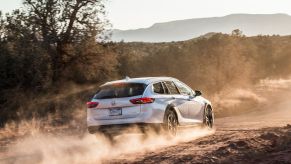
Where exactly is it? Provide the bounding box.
[87,106,165,127]
[88,123,163,134]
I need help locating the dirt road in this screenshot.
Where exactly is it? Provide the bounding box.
[1,85,291,164]
[109,109,291,164]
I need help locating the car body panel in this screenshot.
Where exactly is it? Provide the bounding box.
[188,97,205,121]
[88,95,142,120]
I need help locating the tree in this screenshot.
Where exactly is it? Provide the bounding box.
[22,0,108,81]
[231,29,243,37]
[0,11,5,42]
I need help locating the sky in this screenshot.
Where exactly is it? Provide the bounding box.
[1,0,291,30]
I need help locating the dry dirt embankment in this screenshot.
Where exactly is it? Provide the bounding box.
[110,125,291,164]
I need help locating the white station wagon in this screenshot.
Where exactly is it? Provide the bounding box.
[87,77,214,137]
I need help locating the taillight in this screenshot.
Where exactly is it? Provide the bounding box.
[130,97,155,104]
[87,102,99,108]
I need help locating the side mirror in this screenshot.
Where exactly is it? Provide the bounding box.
[195,90,202,96]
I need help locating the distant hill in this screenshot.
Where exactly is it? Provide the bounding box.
[110,14,291,42]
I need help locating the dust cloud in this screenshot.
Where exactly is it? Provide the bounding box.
[213,88,266,109]
[6,127,214,164]
[258,78,291,90]
[211,77,291,118]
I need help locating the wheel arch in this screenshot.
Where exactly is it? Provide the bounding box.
[206,104,213,111]
[163,104,179,125]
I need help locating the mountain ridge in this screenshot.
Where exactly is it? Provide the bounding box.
[110,13,291,42]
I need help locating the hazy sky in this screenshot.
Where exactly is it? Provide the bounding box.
[1,0,291,30]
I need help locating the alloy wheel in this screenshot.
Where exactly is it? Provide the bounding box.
[167,112,178,136]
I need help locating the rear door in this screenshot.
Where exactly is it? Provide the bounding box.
[164,81,189,118]
[175,81,204,121]
[90,83,146,120]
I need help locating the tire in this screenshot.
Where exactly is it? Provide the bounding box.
[164,110,178,136]
[203,106,214,129]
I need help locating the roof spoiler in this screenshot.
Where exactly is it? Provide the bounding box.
[125,76,130,81]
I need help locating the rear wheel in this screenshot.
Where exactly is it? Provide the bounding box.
[88,127,116,144]
[203,106,214,129]
[164,110,178,136]
[99,132,116,144]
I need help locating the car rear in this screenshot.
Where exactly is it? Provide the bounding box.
[87,82,157,134]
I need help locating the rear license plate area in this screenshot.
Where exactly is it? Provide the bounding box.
[109,108,122,116]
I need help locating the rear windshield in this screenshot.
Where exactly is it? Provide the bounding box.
[93,83,146,99]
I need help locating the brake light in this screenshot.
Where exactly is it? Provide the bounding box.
[87,102,99,108]
[130,97,155,104]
